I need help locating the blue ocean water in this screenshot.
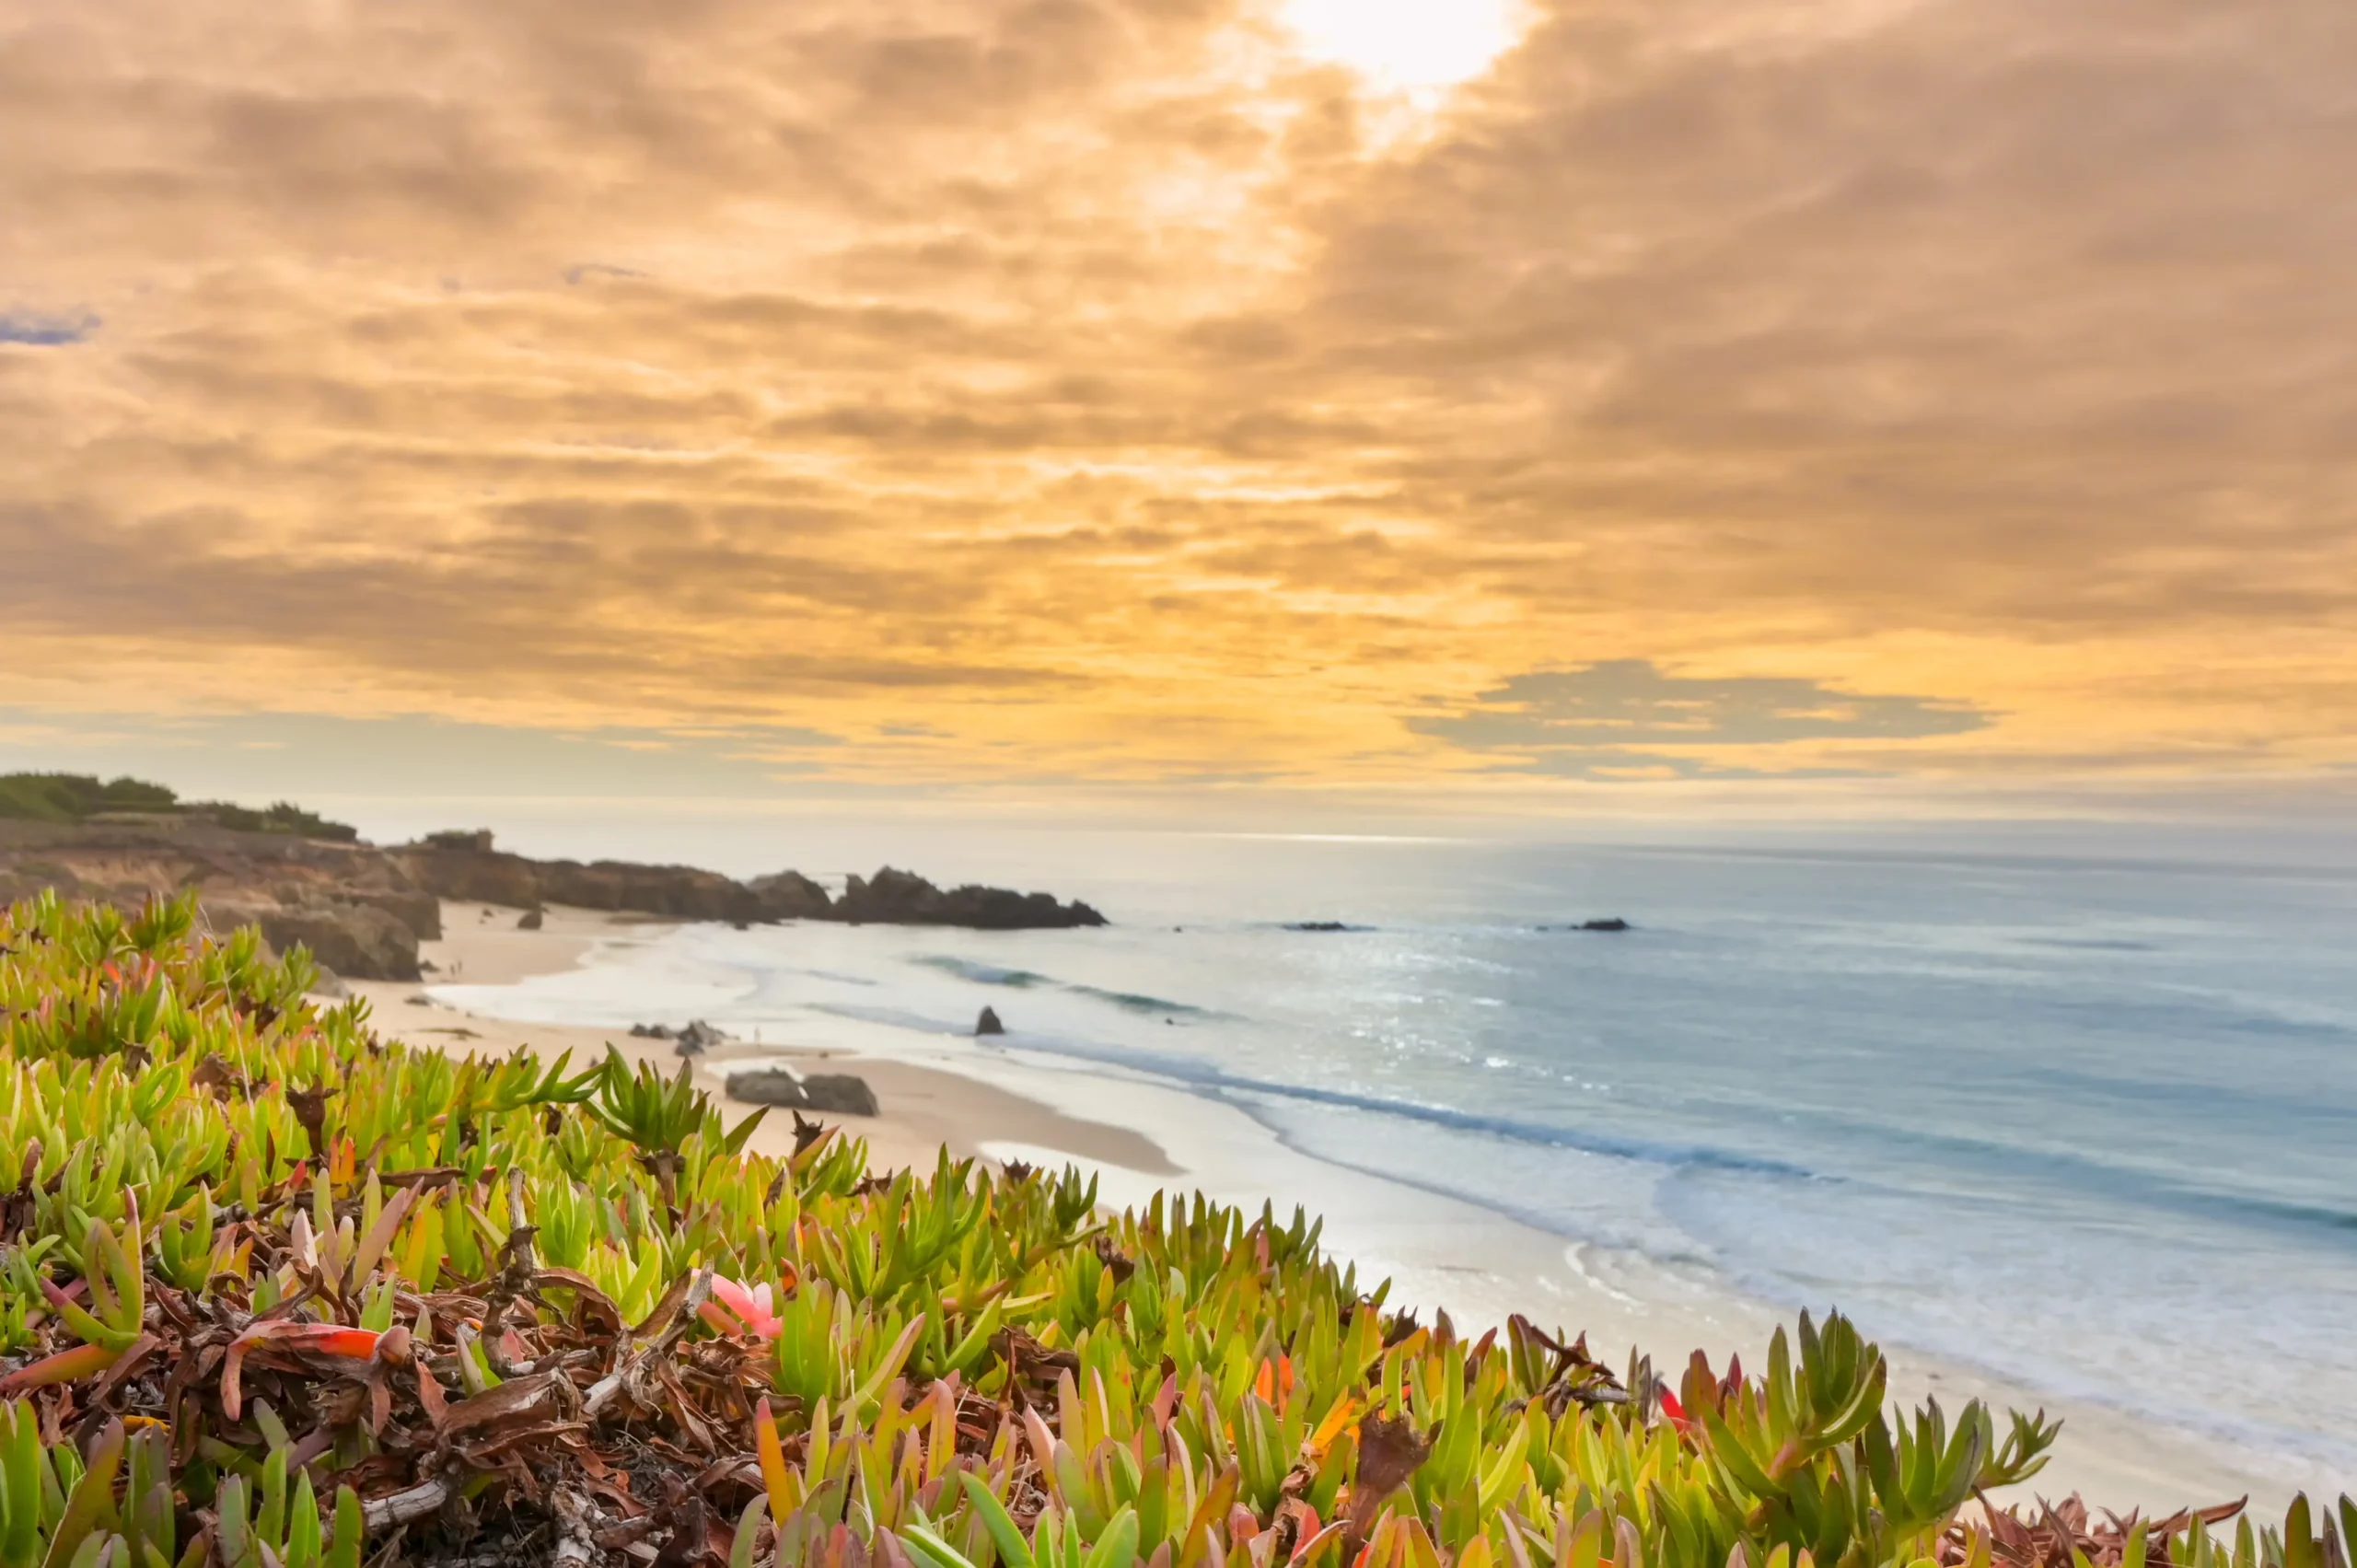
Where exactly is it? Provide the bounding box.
[454,823,2357,1481]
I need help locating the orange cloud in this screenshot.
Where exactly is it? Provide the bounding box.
[3,0,2353,803]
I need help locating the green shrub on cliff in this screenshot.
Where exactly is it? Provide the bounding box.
[0,772,180,822]
[0,772,356,841]
[0,889,2341,1568]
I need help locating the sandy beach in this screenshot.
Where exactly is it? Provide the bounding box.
[350,903,1176,1180]
[348,900,2304,1516]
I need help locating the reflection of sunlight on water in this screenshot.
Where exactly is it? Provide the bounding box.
[1282,0,1531,98]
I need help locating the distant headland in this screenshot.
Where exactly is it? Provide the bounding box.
[0,771,1107,981]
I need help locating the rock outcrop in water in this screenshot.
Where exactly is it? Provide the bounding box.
[399,840,1104,930]
[835,866,1105,929]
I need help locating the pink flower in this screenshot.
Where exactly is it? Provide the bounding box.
[702,1275,784,1340]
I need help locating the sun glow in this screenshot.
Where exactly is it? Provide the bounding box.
[1282,0,1529,95]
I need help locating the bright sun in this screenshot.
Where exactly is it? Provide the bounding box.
[1281,0,1529,95]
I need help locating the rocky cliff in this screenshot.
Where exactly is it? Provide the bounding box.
[0,816,440,981]
[0,818,1106,981]
[397,841,1105,930]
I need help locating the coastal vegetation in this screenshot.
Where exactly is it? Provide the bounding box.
[0,773,356,842]
[0,889,2342,1568]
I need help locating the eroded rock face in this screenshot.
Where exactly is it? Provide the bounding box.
[398,842,764,923]
[391,844,545,912]
[351,887,444,941]
[0,819,435,980]
[251,900,424,982]
[746,870,832,921]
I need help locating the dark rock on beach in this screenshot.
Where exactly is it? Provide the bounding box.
[726,1067,880,1118]
[673,1019,726,1056]
[1284,921,1360,933]
[517,907,544,930]
[975,1006,1005,1036]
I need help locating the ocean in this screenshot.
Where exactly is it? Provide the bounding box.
[424,822,2357,1489]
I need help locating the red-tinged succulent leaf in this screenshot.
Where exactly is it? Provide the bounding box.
[222,1320,385,1417]
[0,1340,120,1395]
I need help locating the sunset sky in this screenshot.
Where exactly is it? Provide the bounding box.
[5,0,2354,820]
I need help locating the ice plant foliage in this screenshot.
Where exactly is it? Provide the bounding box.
[0,891,2341,1568]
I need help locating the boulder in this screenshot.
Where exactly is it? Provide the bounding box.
[726,1068,879,1118]
[517,908,544,930]
[629,1023,675,1040]
[675,1018,726,1056]
[975,1006,1005,1037]
[1579,918,1631,933]
[800,1074,879,1116]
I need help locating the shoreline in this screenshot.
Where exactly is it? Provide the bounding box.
[354,900,2306,1516]
[351,907,1176,1181]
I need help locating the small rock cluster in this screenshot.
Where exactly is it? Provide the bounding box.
[627,1019,728,1056]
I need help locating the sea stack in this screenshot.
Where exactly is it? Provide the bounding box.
[975,1005,1005,1036]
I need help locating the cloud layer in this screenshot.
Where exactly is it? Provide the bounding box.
[1412,661,1990,777]
[4,0,2354,796]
